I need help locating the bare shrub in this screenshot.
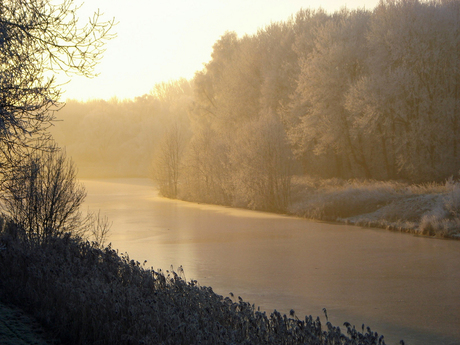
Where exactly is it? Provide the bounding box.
[151,123,186,198]
[1,147,86,242]
[84,210,112,248]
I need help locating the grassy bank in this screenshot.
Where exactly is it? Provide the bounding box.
[0,221,390,345]
[287,177,460,239]
[175,176,460,239]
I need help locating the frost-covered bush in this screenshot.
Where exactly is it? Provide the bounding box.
[444,180,460,218]
[419,180,460,236]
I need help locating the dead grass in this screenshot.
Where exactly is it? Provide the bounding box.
[289,176,460,239]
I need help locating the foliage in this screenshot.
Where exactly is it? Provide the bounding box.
[0,224,390,345]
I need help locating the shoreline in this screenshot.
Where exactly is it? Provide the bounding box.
[79,176,460,240]
[178,177,460,240]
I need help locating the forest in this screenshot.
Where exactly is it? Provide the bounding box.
[52,0,460,219]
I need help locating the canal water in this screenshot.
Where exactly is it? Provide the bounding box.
[82,178,460,345]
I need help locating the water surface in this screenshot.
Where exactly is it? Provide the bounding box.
[83,178,460,345]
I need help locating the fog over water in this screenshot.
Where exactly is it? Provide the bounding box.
[83,178,460,345]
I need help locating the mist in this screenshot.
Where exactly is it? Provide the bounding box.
[53,1,460,211]
[51,79,192,178]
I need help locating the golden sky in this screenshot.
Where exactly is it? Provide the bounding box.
[59,0,380,101]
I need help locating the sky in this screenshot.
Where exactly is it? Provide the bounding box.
[59,0,380,101]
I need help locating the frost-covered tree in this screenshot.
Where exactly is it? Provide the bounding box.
[291,9,371,178]
[346,0,460,181]
[230,112,293,212]
[151,78,193,127]
[257,21,299,117]
[192,32,262,132]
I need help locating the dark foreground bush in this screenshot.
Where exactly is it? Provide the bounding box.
[0,222,388,345]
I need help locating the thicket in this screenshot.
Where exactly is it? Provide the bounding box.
[0,222,390,345]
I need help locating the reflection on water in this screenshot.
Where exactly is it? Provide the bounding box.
[82,178,460,345]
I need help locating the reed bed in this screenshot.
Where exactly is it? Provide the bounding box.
[0,221,390,345]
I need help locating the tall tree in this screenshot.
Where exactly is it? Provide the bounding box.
[182,123,233,204]
[257,21,298,117]
[192,32,262,131]
[291,9,372,178]
[346,0,460,181]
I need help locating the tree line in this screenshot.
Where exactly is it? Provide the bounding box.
[51,0,460,212]
[159,0,460,211]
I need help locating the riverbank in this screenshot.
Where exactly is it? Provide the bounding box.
[287,177,460,239]
[176,176,460,240]
[0,224,389,345]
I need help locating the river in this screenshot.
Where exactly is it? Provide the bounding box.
[82,178,460,345]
